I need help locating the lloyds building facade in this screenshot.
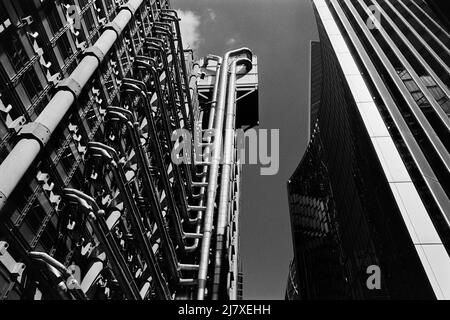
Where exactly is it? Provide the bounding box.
[287,0,450,299]
[0,0,258,300]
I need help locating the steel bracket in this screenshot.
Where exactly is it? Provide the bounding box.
[82,45,106,64]
[0,241,26,283]
[18,121,51,147]
[56,77,82,99]
[103,21,122,37]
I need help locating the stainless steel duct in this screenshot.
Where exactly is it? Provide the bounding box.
[211,57,251,300]
[103,106,181,278]
[62,188,141,300]
[85,142,172,299]
[197,48,253,300]
[185,55,223,253]
[28,251,87,300]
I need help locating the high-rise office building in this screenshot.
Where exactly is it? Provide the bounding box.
[0,0,257,300]
[285,260,300,300]
[287,0,450,300]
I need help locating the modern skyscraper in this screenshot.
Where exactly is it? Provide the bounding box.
[285,260,300,300]
[287,0,450,300]
[0,0,257,300]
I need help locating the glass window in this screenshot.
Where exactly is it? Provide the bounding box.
[60,146,76,179]
[21,68,43,102]
[4,33,28,72]
[83,9,96,34]
[47,3,64,34]
[57,33,74,62]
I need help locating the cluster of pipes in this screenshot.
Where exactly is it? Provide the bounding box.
[0,0,252,300]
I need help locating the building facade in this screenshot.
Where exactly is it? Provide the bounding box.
[285,260,300,300]
[0,0,257,300]
[288,0,450,300]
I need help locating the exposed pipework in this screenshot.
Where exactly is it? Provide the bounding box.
[62,188,141,300]
[0,0,145,212]
[119,78,186,249]
[98,106,201,284]
[149,24,198,187]
[103,106,181,278]
[0,0,255,298]
[197,48,253,300]
[185,55,222,253]
[132,56,190,223]
[28,251,87,300]
[161,10,193,102]
[153,22,194,131]
[212,57,252,299]
[145,37,194,200]
[85,142,172,299]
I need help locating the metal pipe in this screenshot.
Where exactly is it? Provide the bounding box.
[0,0,144,212]
[197,48,253,300]
[154,20,199,186]
[185,55,222,253]
[62,189,141,300]
[154,23,194,131]
[161,10,195,111]
[85,142,172,299]
[133,56,190,223]
[28,251,87,300]
[212,57,251,299]
[104,107,181,278]
[145,38,194,200]
[229,164,241,300]
[120,79,187,251]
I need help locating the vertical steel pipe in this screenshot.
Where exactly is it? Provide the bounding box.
[185,55,222,253]
[104,108,181,278]
[197,48,252,300]
[62,189,141,300]
[212,57,252,300]
[86,143,172,299]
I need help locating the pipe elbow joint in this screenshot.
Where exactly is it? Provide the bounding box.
[225,47,253,62]
[236,57,253,74]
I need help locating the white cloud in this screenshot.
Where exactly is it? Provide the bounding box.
[176,10,202,50]
[207,8,217,21]
[226,37,237,47]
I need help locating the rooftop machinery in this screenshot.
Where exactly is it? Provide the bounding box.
[0,0,257,300]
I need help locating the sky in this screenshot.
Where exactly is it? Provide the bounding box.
[172,0,318,299]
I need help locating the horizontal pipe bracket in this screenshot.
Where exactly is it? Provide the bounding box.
[17,121,51,147]
[188,205,207,212]
[184,233,203,239]
[82,45,106,64]
[103,21,122,37]
[55,77,82,99]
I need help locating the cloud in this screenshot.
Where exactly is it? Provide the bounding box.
[226,37,237,47]
[176,10,202,50]
[206,8,217,21]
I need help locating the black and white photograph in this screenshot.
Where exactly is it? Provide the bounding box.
[0,0,449,315]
